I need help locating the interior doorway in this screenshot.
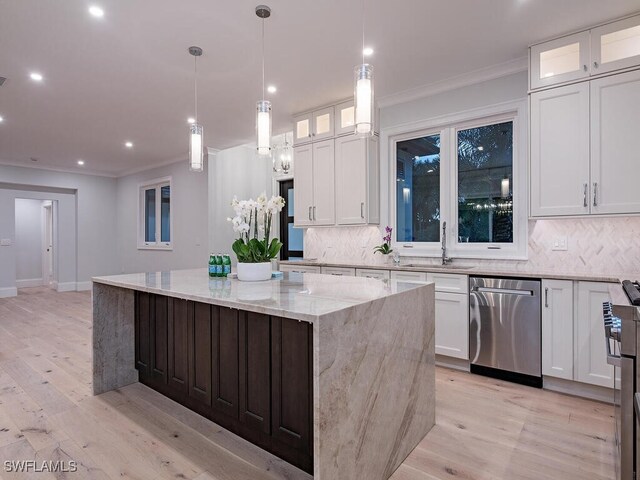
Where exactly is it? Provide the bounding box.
[14,198,57,289]
[278,180,303,260]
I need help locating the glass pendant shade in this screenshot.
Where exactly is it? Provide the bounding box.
[256,100,272,156]
[189,123,204,172]
[273,136,292,174]
[354,64,374,135]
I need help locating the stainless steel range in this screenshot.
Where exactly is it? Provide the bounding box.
[606,281,640,480]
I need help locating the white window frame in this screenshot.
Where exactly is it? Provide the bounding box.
[386,99,528,260]
[138,176,173,250]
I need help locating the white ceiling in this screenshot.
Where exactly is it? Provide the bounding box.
[0,0,638,176]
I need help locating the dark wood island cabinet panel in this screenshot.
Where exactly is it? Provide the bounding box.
[135,294,313,474]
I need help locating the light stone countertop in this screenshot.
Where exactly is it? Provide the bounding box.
[279,259,638,284]
[92,268,430,324]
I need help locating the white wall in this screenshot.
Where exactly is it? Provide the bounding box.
[0,164,118,295]
[116,158,209,274]
[14,199,45,285]
[208,145,273,261]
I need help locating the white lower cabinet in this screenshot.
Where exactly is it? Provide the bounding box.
[390,271,428,283]
[355,268,390,280]
[279,264,321,274]
[576,281,614,388]
[320,266,356,276]
[434,291,469,360]
[541,279,574,380]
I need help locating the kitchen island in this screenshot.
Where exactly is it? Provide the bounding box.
[91,268,435,479]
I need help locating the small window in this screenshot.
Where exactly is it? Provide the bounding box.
[139,178,172,249]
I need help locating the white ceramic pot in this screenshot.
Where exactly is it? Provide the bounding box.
[236,262,272,282]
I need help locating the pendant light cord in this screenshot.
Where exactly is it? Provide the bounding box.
[361,0,365,65]
[262,16,265,101]
[194,55,198,123]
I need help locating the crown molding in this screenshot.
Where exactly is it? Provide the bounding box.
[378,56,528,109]
[0,159,118,178]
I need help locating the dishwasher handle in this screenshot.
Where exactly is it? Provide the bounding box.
[472,286,535,296]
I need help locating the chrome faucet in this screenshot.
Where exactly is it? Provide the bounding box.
[442,221,452,265]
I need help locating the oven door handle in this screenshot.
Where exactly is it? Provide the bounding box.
[605,336,622,367]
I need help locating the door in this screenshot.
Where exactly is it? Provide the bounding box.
[335,100,355,136]
[293,144,314,226]
[293,113,312,145]
[541,279,574,380]
[591,14,640,75]
[434,292,469,360]
[311,139,335,225]
[576,282,614,388]
[279,180,303,260]
[530,83,591,217]
[312,106,334,141]
[590,69,640,215]
[43,203,53,285]
[530,31,590,89]
[335,135,367,225]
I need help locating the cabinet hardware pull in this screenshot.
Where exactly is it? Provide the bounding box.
[308,206,312,221]
[593,61,599,69]
[583,183,588,208]
[360,202,365,219]
[313,206,316,221]
[583,64,588,72]
[545,287,549,308]
[593,182,598,207]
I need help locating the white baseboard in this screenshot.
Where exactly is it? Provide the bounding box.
[0,287,17,298]
[543,376,613,403]
[436,354,470,372]
[56,282,77,292]
[76,281,92,291]
[16,278,44,288]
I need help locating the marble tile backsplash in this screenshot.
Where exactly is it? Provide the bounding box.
[303,217,640,276]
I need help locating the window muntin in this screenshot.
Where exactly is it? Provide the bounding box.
[457,121,513,244]
[396,134,441,243]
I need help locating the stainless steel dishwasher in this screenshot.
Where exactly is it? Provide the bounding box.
[469,277,542,388]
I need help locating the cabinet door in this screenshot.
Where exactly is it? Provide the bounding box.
[434,292,469,360]
[335,135,367,225]
[271,317,312,454]
[279,264,321,274]
[320,266,356,276]
[167,298,189,394]
[541,279,574,380]
[311,139,335,225]
[312,106,334,141]
[530,31,590,89]
[239,312,271,434]
[576,282,614,388]
[355,268,390,280]
[135,291,151,380]
[530,83,590,217]
[293,113,312,146]
[590,69,640,215]
[150,294,168,386]
[189,302,212,406]
[390,271,428,283]
[213,307,240,418]
[591,15,640,75]
[426,273,468,294]
[335,100,355,136]
[293,144,314,226]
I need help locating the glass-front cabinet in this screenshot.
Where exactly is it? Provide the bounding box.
[293,107,335,145]
[335,100,355,136]
[530,14,640,90]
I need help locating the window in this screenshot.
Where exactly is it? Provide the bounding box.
[391,103,526,259]
[139,177,172,249]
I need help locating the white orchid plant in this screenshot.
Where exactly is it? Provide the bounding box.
[229,193,285,263]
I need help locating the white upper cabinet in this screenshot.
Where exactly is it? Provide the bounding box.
[591,15,640,75]
[335,100,356,136]
[312,106,335,141]
[293,113,313,145]
[530,15,640,90]
[530,83,590,217]
[293,143,314,226]
[293,139,335,227]
[530,32,590,90]
[590,69,640,214]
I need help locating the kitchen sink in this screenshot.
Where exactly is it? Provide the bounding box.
[403,264,472,270]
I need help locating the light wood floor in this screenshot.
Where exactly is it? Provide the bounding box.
[0,287,615,480]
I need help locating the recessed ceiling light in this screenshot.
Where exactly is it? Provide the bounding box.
[267,85,277,94]
[0,116,3,123]
[88,6,104,17]
[363,47,374,56]
[125,141,133,148]
[30,72,43,82]
[77,159,85,166]
[187,117,195,124]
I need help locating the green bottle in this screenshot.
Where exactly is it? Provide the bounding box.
[208,253,216,277]
[215,253,223,277]
[222,254,231,277]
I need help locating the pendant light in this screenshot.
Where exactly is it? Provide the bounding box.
[354,0,374,135]
[188,46,204,172]
[255,5,272,157]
